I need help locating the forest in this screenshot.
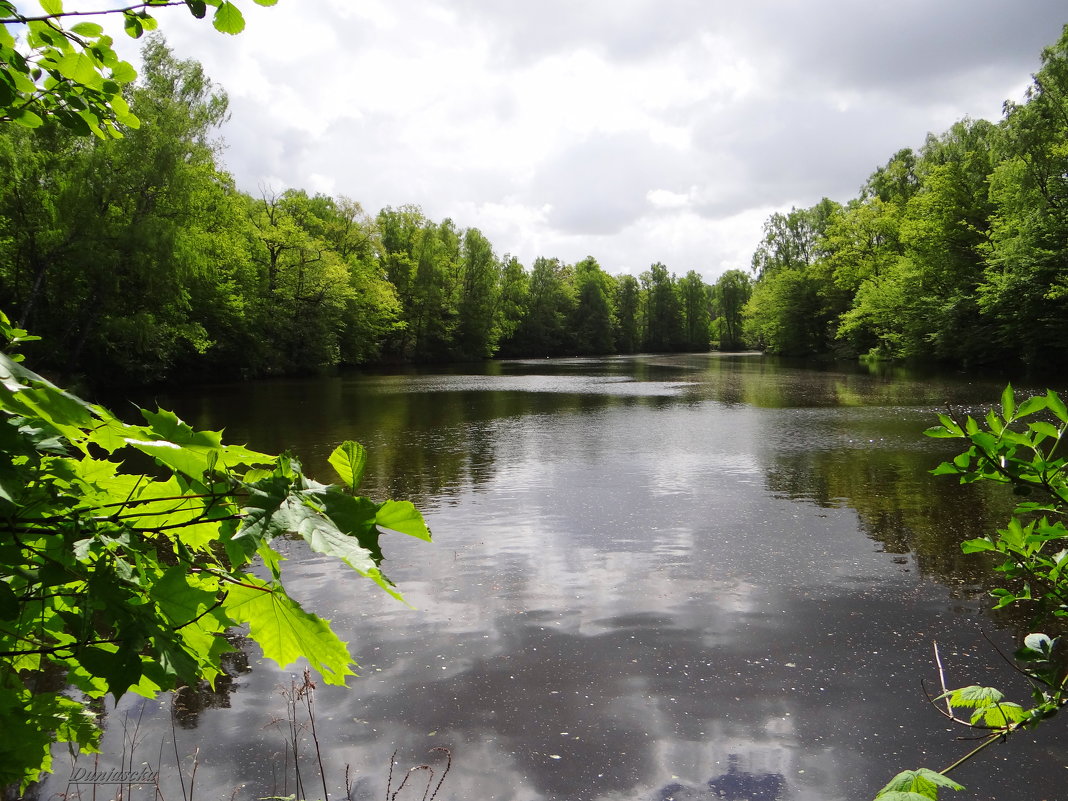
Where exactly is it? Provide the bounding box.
[744,27,1068,371]
[3,27,1068,388]
[0,37,750,388]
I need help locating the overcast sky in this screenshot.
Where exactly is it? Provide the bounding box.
[143,1,1066,282]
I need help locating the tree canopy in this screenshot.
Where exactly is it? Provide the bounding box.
[743,24,1068,370]
[1,0,275,135]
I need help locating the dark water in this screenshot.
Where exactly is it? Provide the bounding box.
[47,355,1068,801]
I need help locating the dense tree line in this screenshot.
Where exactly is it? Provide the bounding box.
[743,26,1068,370]
[0,38,749,388]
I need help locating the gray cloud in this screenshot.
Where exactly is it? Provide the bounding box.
[140,1,1068,279]
[527,132,690,234]
[722,0,1065,96]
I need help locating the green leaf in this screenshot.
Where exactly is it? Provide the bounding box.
[69,22,104,37]
[185,0,207,17]
[969,431,997,453]
[923,426,960,439]
[973,702,1028,728]
[54,53,102,87]
[1048,390,1068,423]
[148,566,221,628]
[876,768,964,800]
[1029,421,1061,441]
[223,581,355,685]
[329,440,367,490]
[931,461,960,476]
[961,537,996,553]
[12,108,43,128]
[39,0,63,15]
[109,60,137,83]
[1001,384,1015,421]
[123,14,144,38]
[253,0,279,5]
[1017,394,1049,417]
[985,408,1004,436]
[376,500,432,541]
[212,2,245,34]
[943,685,1003,709]
[294,497,381,575]
[76,645,143,700]
[0,580,18,620]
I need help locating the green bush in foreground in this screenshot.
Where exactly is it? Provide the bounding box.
[0,310,429,791]
[874,385,1068,800]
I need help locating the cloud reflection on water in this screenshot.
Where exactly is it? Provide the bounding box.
[57,355,1068,801]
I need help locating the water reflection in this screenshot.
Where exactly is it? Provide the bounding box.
[657,755,785,801]
[64,354,1068,801]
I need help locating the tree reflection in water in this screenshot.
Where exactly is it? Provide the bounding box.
[657,756,784,801]
[172,636,252,729]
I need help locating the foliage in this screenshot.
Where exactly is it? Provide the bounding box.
[1,0,276,136]
[0,310,430,791]
[710,269,750,351]
[744,25,1068,370]
[872,385,1068,799]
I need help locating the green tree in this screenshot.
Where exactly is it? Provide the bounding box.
[571,256,616,355]
[454,227,501,360]
[750,200,837,279]
[613,273,641,354]
[246,189,358,371]
[677,269,711,351]
[640,262,682,352]
[508,257,575,356]
[711,269,751,350]
[743,265,824,355]
[493,254,528,352]
[744,200,840,356]
[977,27,1068,368]
[0,37,245,384]
[376,207,461,361]
[839,120,997,362]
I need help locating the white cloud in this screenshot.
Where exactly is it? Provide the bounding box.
[113,0,1066,281]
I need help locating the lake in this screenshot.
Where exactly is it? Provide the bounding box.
[43,354,1068,801]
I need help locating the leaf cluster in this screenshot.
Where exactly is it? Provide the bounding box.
[0,0,276,135]
[873,386,1068,799]
[925,385,1068,616]
[0,310,429,790]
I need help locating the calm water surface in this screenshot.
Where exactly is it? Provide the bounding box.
[50,355,1068,801]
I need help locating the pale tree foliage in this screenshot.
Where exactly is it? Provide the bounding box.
[1,0,276,135]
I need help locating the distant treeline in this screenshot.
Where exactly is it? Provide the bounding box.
[0,38,751,388]
[6,25,1068,388]
[743,25,1068,370]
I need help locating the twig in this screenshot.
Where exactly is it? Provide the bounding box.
[933,642,953,719]
[171,699,188,801]
[385,749,398,801]
[3,2,186,24]
[391,765,430,801]
[301,669,329,801]
[426,748,451,801]
[940,732,1004,776]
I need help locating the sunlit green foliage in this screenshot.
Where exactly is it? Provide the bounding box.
[710,269,751,351]
[571,256,616,355]
[677,269,711,352]
[0,311,429,790]
[873,386,1068,799]
[0,1,275,136]
[746,25,1068,370]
